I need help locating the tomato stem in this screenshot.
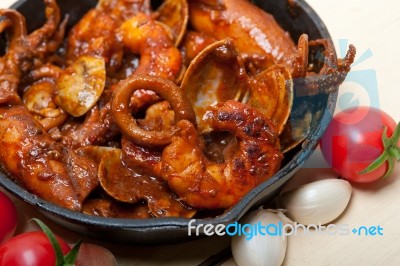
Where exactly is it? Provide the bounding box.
[359,122,400,178]
[388,147,400,161]
[30,218,81,266]
[31,218,65,266]
[359,152,388,175]
[64,239,82,265]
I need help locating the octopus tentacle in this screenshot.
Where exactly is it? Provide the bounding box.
[0,18,12,37]
[0,0,64,105]
[160,100,282,209]
[0,9,27,50]
[28,0,61,52]
[0,106,98,211]
[301,41,356,95]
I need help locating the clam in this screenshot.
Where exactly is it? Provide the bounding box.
[76,145,118,164]
[180,39,248,133]
[245,65,293,135]
[55,55,106,117]
[181,38,293,139]
[154,0,189,46]
[82,198,152,219]
[280,108,315,153]
[98,148,196,218]
[23,80,68,130]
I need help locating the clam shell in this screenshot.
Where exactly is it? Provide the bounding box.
[155,0,188,46]
[180,39,248,133]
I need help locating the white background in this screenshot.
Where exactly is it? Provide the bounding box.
[1,0,399,265]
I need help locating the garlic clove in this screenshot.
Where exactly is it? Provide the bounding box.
[277,179,352,225]
[231,209,289,266]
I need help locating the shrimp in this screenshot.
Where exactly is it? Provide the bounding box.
[66,0,151,73]
[66,9,123,72]
[119,12,182,82]
[159,100,283,209]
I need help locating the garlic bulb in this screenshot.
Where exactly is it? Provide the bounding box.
[277,179,352,225]
[231,209,290,266]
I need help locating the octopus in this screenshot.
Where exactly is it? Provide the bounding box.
[159,100,282,209]
[0,0,356,218]
[0,106,98,210]
[0,0,67,104]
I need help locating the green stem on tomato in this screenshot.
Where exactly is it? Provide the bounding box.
[30,218,81,266]
[64,239,82,265]
[359,122,400,178]
[388,147,400,161]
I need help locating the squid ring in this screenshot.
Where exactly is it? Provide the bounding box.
[111,75,196,147]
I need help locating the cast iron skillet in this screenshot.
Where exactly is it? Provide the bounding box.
[0,0,337,244]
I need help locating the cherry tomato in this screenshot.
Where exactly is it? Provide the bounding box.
[0,231,71,266]
[320,106,398,183]
[0,191,17,244]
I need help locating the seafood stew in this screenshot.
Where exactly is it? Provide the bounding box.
[0,0,354,242]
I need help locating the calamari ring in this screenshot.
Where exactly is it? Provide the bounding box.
[111,75,196,147]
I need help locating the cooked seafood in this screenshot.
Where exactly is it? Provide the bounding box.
[189,0,298,70]
[159,100,282,209]
[65,0,151,72]
[119,12,182,82]
[121,100,175,175]
[82,198,153,219]
[111,75,196,147]
[22,64,68,130]
[61,102,118,149]
[55,55,106,117]
[75,144,195,217]
[188,0,355,93]
[0,106,98,210]
[0,0,356,218]
[152,0,189,46]
[180,31,216,67]
[180,39,249,133]
[98,148,195,217]
[180,39,293,135]
[0,0,66,104]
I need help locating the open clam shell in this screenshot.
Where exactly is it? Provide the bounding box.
[98,148,196,218]
[245,65,293,135]
[154,0,188,46]
[55,55,106,117]
[180,39,248,133]
[82,198,153,219]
